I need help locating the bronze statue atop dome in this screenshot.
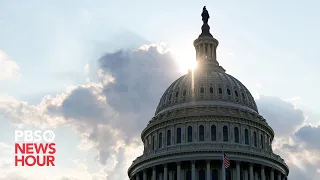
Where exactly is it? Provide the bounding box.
[201,6,210,24]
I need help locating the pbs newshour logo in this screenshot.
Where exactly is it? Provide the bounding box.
[14,130,56,167]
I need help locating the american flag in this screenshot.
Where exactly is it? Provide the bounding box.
[223,153,230,169]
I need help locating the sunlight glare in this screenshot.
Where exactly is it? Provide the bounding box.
[171,45,197,74]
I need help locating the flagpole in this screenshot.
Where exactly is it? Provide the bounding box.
[222,146,226,180]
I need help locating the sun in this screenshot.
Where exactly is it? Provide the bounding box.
[171,45,197,73]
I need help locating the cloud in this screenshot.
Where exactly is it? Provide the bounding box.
[0,49,20,80]
[294,125,320,150]
[256,95,305,136]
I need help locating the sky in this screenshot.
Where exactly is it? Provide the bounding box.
[0,0,319,179]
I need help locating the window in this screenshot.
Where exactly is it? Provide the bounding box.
[188,126,193,142]
[199,169,205,180]
[177,128,181,144]
[210,87,213,93]
[199,125,204,141]
[211,125,216,141]
[152,136,155,150]
[261,134,264,149]
[158,133,163,148]
[245,129,249,145]
[253,131,257,147]
[169,94,172,100]
[242,93,245,100]
[186,170,191,180]
[223,126,228,142]
[200,87,204,93]
[183,90,187,96]
[176,91,179,98]
[212,169,219,180]
[167,130,171,146]
[219,88,223,94]
[226,169,232,180]
[227,89,231,95]
[234,127,239,143]
[269,137,272,146]
[235,90,239,97]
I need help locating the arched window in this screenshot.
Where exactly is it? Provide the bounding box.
[245,129,249,145]
[199,169,205,180]
[158,133,162,148]
[152,136,155,150]
[219,88,223,94]
[200,87,204,93]
[234,127,239,143]
[186,170,191,180]
[176,91,179,98]
[211,125,216,141]
[183,90,187,96]
[167,130,171,146]
[261,134,264,149]
[199,125,205,141]
[227,89,231,95]
[223,126,228,142]
[177,128,181,144]
[188,126,193,142]
[235,90,239,97]
[212,169,219,180]
[253,131,257,147]
[210,87,213,93]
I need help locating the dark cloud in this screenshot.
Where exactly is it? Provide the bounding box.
[48,86,113,125]
[295,125,320,149]
[256,95,305,136]
[99,47,179,114]
[46,44,180,166]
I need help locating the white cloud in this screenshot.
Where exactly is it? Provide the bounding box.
[0,49,20,80]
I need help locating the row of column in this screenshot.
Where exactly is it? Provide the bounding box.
[133,160,287,180]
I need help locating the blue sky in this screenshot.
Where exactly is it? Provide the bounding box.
[0,0,320,179]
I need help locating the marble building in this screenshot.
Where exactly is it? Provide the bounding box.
[127,6,289,180]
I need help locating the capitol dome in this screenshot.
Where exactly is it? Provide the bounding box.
[155,71,258,116]
[128,6,289,180]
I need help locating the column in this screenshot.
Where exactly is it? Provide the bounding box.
[249,163,254,180]
[244,170,249,180]
[169,171,173,180]
[270,169,274,180]
[164,164,168,180]
[177,162,181,180]
[261,166,265,180]
[206,160,211,180]
[282,176,286,180]
[136,173,140,180]
[233,169,237,180]
[159,173,163,180]
[277,172,281,180]
[236,161,240,180]
[254,172,258,180]
[152,167,156,180]
[143,170,147,180]
[191,161,196,180]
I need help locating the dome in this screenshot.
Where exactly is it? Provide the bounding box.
[155,71,258,116]
[128,6,289,180]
